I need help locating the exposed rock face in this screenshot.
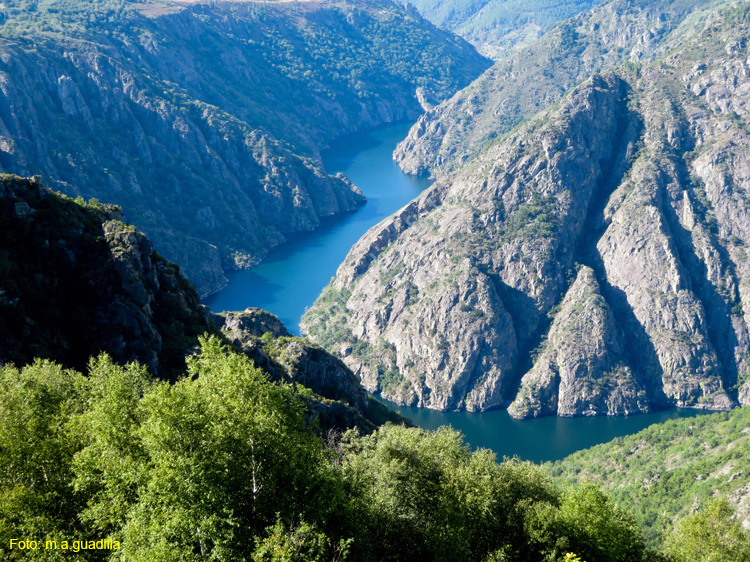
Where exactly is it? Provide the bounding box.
[303,2,750,416]
[394,0,708,178]
[0,175,214,379]
[305,74,640,411]
[216,308,406,433]
[403,0,605,60]
[509,267,649,418]
[218,308,368,412]
[0,0,488,296]
[219,307,290,340]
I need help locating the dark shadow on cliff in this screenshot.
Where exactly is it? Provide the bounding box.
[660,151,742,396]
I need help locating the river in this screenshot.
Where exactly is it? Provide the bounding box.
[203,121,710,463]
[203,123,431,331]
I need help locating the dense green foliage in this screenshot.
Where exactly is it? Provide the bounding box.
[549,407,750,545]
[664,498,750,562]
[75,343,339,562]
[2,337,748,561]
[0,360,89,561]
[1,1,486,107]
[338,428,647,562]
[0,0,129,35]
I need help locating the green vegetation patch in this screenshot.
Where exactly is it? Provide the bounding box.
[1,338,749,561]
[548,406,750,545]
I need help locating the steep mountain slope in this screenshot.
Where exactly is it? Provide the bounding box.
[302,1,750,416]
[404,0,605,59]
[394,0,716,177]
[0,174,214,379]
[0,174,396,431]
[0,0,489,295]
[549,406,750,543]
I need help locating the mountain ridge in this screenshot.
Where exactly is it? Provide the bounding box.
[0,0,489,295]
[403,0,606,59]
[394,0,717,178]
[302,0,750,417]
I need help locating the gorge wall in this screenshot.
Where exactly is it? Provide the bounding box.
[302,0,750,417]
[0,173,390,432]
[0,0,489,295]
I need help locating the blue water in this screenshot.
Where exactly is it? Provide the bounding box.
[203,121,712,463]
[382,399,712,463]
[203,123,431,332]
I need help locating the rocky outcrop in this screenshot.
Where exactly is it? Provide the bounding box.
[0,175,402,433]
[303,2,750,416]
[394,0,708,178]
[0,175,214,379]
[216,308,406,433]
[509,267,649,418]
[217,308,368,412]
[0,0,489,295]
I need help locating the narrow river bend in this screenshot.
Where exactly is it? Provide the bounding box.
[203,123,430,331]
[203,122,709,463]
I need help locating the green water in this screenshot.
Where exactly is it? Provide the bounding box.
[203,121,711,463]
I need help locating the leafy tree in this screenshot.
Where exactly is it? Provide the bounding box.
[337,424,643,562]
[74,337,345,561]
[0,360,94,560]
[557,484,644,562]
[252,518,351,562]
[0,341,691,562]
[665,498,750,562]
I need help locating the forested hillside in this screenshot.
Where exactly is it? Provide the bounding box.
[303,0,750,418]
[0,0,489,295]
[549,406,750,545]
[4,336,749,561]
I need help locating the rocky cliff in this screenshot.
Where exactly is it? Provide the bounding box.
[302,1,750,417]
[394,0,710,177]
[508,266,650,418]
[0,174,214,379]
[403,0,604,59]
[216,308,407,432]
[0,175,399,431]
[0,0,489,295]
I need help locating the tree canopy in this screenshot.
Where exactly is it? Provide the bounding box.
[1,337,748,561]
